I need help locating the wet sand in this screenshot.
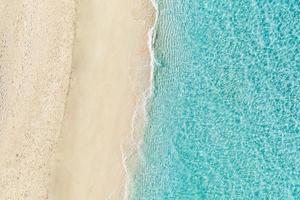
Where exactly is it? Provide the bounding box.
[49,0,154,199]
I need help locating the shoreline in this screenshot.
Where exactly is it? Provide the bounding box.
[123,0,158,199]
[49,0,155,199]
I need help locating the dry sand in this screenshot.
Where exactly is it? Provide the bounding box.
[0,0,154,199]
[49,0,154,200]
[0,0,75,199]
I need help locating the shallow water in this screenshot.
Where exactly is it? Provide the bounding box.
[132,1,300,199]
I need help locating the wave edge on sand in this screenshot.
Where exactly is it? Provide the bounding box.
[122,0,158,199]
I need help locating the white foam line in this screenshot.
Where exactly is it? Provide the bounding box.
[121,144,130,200]
[122,0,159,199]
[148,0,159,100]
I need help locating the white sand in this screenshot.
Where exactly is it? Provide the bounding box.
[0,0,75,199]
[0,0,154,199]
[49,0,154,199]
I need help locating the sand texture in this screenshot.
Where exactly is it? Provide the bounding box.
[0,0,75,199]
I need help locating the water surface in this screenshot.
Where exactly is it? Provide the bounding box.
[133,1,300,199]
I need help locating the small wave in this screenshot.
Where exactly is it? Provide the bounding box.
[122,0,159,199]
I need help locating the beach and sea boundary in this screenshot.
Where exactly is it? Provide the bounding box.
[0,0,155,199]
[49,0,155,199]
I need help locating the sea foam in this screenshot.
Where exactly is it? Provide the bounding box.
[122,0,158,199]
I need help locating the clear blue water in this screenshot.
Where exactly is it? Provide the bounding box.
[132,1,300,199]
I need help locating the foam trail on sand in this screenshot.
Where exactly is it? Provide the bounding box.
[122,0,158,199]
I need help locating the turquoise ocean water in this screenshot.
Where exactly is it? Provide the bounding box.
[131,1,300,199]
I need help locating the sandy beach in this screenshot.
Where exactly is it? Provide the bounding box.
[50,0,154,199]
[0,0,75,199]
[0,0,154,199]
